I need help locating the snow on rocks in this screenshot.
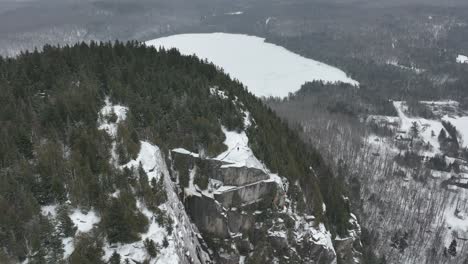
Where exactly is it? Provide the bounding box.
[122,141,165,182]
[98,97,128,137]
[41,204,58,218]
[96,99,210,263]
[108,139,210,264]
[215,127,265,170]
[146,33,359,98]
[172,148,200,158]
[456,54,468,64]
[293,215,336,255]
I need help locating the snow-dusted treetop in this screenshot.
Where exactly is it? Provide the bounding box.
[146,33,359,98]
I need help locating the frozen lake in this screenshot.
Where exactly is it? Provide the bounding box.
[146,33,359,98]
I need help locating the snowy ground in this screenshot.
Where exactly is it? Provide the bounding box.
[70,209,101,233]
[394,101,445,155]
[442,115,468,148]
[146,33,359,98]
[215,127,265,169]
[368,102,468,247]
[386,60,424,74]
[367,101,468,156]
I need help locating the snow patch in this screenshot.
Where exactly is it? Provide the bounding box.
[442,115,468,148]
[172,148,200,158]
[456,54,468,64]
[98,97,128,137]
[146,33,359,98]
[70,209,100,233]
[62,237,74,259]
[225,11,243,15]
[215,127,265,169]
[41,205,58,218]
[123,141,164,182]
[210,86,228,99]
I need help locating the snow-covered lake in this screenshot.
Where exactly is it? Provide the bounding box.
[146,33,359,98]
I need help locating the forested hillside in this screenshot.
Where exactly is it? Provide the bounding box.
[0,42,353,263]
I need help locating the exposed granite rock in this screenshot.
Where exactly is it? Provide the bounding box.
[213,180,278,208]
[185,194,230,238]
[216,166,269,186]
[335,214,363,264]
[226,210,254,234]
[170,149,357,264]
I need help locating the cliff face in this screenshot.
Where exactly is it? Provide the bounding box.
[94,98,363,264]
[169,131,363,264]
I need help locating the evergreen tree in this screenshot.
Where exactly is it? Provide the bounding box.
[410,122,420,139]
[69,233,105,264]
[438,129,447,142]
[109,251,121,264]
[56,205,77,237]
[144,238,158,258]
[448,239,457,257]
[103,193,148,244]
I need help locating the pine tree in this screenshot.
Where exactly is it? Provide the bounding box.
[109,251,121,264]
[69,233,105,264]
[438,129,447,142]
[162,236,169,248]
[144,238,158,258]
[410,122,420,139]
[57,205,77,237]
[448,239,457,257]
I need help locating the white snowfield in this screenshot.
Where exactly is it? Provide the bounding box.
[442,115,468,148]
[456,54,468,64]
[146,33,359,98]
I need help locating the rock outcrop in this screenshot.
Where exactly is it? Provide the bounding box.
[170,149,345,263]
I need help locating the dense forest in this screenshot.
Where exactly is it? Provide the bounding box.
[0,42,351,263]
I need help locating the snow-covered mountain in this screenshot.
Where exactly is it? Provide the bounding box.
[0,43,363,264]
